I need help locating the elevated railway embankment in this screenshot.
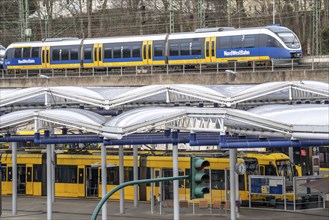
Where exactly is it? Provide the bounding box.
[0,68,328,88]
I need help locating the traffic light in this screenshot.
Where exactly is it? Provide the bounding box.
[189,155,210,200]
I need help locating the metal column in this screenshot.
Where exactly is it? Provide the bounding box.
[150,167,154,214]
[51,144,55,203]
[46,144,52,220]
[133,145,138,207]
[229,149,237,220]
[119,146,125,214]
[101,143,107,220]
[173,143,179,220]
[11,142,17,215]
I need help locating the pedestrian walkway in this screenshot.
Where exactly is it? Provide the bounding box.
[0,196,328,220]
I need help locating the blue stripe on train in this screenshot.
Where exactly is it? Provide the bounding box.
[5,58,42,66]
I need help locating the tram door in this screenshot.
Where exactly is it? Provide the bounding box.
[17,165,26,194]
[86,166,98,197]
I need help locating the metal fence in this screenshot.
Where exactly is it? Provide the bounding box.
[1,58,328,79]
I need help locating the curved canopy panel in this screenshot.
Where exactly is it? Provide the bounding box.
[1,81,327,110]
[0,108,107,134]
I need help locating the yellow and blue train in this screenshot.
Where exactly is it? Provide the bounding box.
[0,151,300,205]
[3,25,302,70]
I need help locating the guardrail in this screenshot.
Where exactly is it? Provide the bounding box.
[0,58,328,79]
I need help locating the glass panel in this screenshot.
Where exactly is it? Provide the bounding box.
[61,49,69,60]
[104,48,112,59]
[243,35,255,48]
[31,47,40,58]
[132,46,141,57]
[154,45,163,57]
[191,42,202,55]
[231,35,243,48]
[23,48,31,58]
[107,167,119,185]
[14,48,22,58]
[84,48,92,59]
[218,36,231,49]
[1,164,6,181]
[33,165,42,182]
[123,46,131,58]
[52,49,60,60]
[113,47,121,58]
[169,44,179,56]
[55,165,77,183]
[70,48,79,60]
[180,43,190,56]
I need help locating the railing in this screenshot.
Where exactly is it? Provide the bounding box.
[1,58,328,79]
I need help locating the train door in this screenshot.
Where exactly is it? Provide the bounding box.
[210,37,216,62]
[42,46,50,68]
[17,165,26,194]
[162,169,173,200]
[142,41,152,65]
[86,166,98,197]
[93,43,102,67]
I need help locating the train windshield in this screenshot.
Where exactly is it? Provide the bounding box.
[276,160,293,179]
[277,32,300,49]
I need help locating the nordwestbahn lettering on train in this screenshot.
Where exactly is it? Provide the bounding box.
[3,25,302,70]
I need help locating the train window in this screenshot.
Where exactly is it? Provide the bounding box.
[33,165,42,182]
[107,167,119,185]
[61,49,69,60]
[243,35,255,48]
[70,48,79,60]
[267,36,282,48]
[154,45,163,57]
[218,36,231,49]
[55,165,77,183]
[113,47,121,58]
[23,48,31,58]
[32,47,40,58]
[103,47,112,59]
[191,42,202,55]
[78,168,84,184]
[180,43,190,56]
[1,164,6,181]
[8,167,12,181]
[52,49,60,61]
[169,44,179,56]
[123,46,131,58]
[265,164,277,176]
[14,48,22,58]
[84,47,93,60]
[132,46,141,58]
[231,35,243,48]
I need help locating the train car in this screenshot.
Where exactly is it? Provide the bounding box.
[0,45,5,69]
[4,25,302,71]
[4,38,82,70]
[0,151,299,206]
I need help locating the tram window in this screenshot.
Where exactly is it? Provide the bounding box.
[191,42,202,55]
[218,36,231,49]
[132,46,141,58]
[84,47,93,60]
[14,48,22,58]
[55,165,77,183]
[169,43,179,56]
[239,175,245,190]
[33,165,42,182]
[113,47,121,58]
[70,48,79,60]
[210,170,225,190]
[104,48,112,59]
[107,167,119,185]
[265,164,277,176]
[32,47,40,58]
[1,164,6,181]
[154,45,163,57]
[180,43,190,56]
[232,35,243,48]
[27,167,32,182]
[23,48,31,58]
[124,167,133,181]
[8,167,12,181]
[61,49,69,60]
[78,168,84,184]
[52,49,60,61]
[243,35,255,48]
